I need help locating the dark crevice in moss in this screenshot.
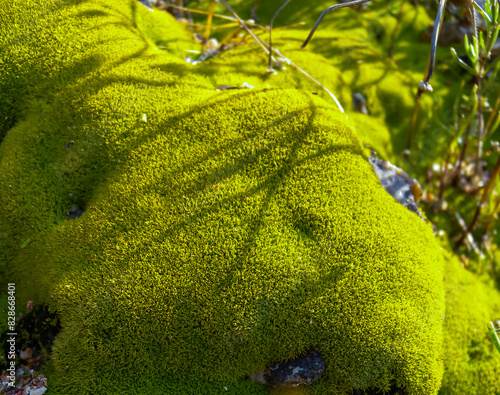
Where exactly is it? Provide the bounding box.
[0,304,61,372]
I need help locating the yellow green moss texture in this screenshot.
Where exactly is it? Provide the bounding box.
[439,245,500,395]
[0,0,448,394]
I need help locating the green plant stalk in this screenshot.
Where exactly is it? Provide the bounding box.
[490,112,500,136]
[388,0,405,58]
[488,321,500,354]
[407,79,425,149]
[485,90,500,139]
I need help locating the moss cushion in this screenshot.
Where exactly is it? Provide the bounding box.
[0,0,476,393]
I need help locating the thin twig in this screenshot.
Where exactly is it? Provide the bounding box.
[422,0,447,87]
[265,44,345,113]
[159,4,236,22]
[218,0,344,112]
[301,0,372,48]
[251,0,259,21]
[457,155,500,248]
[483,198,500,236]
[407,0,447,149]
[219,0,275,60]
[269,0,293,71]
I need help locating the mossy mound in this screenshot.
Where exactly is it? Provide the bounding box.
[193,0,460,164]
[0,0,449,394]
[440,245,500,394]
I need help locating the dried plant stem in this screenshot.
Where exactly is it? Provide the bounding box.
[407,0,447,149]
[423,0,447,86]
[469,0,478,43]
[388,0,405,58]
[159,4,236,22]
[269,0,293,71]
[437,151,452,204]
[219,0,275,60]
[176,0,185,20]
[301,0,372,48]
[251,0,259,21]
[483,198,500,236]
[265,44,345,113]
[205,0,215,42]
[457,155,500,248]
[217,0,345,112]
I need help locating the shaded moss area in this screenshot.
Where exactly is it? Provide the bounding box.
[0,0,498,394]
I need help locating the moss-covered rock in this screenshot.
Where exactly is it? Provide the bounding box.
[439,245,500,395]
[0,0,464,393]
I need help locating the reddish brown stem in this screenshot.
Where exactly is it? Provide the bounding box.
[450,124,471,186]
[457,156,500,248]
[437,152,451,203]
[408,90,423,149]
[483,199,500,236]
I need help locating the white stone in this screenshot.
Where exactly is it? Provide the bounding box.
[30,387,47,395]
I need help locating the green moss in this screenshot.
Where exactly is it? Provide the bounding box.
[0,0,451,394]
[440,244,500,394]
[346,112,393,160]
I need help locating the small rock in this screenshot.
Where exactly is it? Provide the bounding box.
[19,348,32,361]
[136,0,153,11]
[368,156,424,219]
[352,93,369,115]
[240,82,254,89]
[15,367,30,381]
[67,205,84,219]
[248,351,325,388]
[29,387,47,395]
